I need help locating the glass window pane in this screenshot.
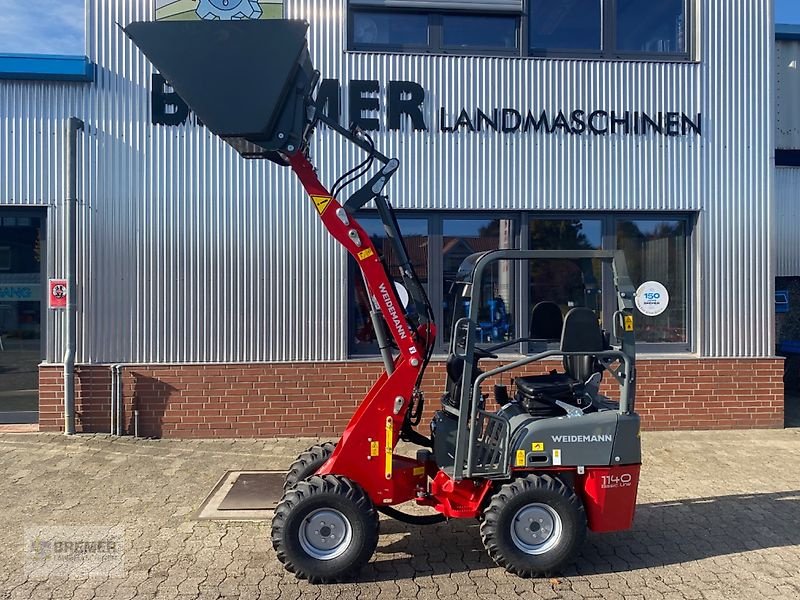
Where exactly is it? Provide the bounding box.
[616,0,686,53]
[442,15,518,50]
[352,11,428,47]
[529,0,601,51]
[350,218,428,355]
[0,216,43,371]
[443,219,515,344]
[616,220,687,344]
[528,219,603,350]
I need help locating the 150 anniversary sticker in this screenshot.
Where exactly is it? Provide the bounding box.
[635,281,670,317]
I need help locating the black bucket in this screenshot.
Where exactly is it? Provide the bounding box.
[124,19,317,163]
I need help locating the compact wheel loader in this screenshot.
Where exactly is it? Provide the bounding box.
[126,18,642,583]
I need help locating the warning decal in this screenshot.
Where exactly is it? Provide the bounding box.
[552,449,562,466]
[311,195,332,215]
[532,442,544,452]
[370,441,379,456]
[515,450,526,467]
[624,315,634,332]
[48,279,67,309]
[358,248,374,261]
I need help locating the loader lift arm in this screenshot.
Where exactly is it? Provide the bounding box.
[283,114,438,505]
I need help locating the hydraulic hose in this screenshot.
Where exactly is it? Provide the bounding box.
[377,506,446,525]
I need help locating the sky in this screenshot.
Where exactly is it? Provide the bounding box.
[777,0,800,25]
[0,0,85,55]
[1,1,800,56]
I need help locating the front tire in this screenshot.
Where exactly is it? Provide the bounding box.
[480,474,586,578]
[271,474,379,583]
[283,442,336,491]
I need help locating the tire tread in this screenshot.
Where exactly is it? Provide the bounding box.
[480,474,586,578]
[271,474,378,583]
[283,442,336,491]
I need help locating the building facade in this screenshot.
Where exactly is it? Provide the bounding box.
[0,1,783,435]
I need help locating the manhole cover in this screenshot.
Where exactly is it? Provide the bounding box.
[218,472,285,510]
[196,470,286,520]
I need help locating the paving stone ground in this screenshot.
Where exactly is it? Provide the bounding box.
[1,429,799,599]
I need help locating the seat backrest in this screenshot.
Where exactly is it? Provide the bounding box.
[560,307,605,382]
[530,301,563,340]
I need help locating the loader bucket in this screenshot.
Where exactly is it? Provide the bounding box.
[124,19,316,163]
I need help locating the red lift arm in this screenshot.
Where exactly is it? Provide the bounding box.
[288,151,437,506]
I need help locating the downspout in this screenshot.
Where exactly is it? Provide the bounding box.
[116,364,124,435]
[109,364,125,435]
[64,117,84,435]
[110,364,118,435]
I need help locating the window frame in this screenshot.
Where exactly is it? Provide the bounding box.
[346,0,694,62]
[609,213,694,353]
[347,210,694,358]
[348,8,522,57]
[605,0,692,61]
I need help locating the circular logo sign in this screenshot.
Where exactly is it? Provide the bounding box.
[635,281,670,317]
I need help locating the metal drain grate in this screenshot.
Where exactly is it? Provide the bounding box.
[218,472,285,511]
[196,470,286,520]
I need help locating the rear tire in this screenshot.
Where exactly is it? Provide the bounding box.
[480,474,586,578]
[271,474,379,583]
[283,442,336,491]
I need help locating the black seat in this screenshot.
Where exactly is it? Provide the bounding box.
[514,307,606,417]
[516,372,580,397]
[530,301,563,340]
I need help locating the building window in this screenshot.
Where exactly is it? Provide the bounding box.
[616,0,686,54]
[441,14,518,51]
[349,218,429,356]
[348,1,690,60]
[529,0,688,58]
[348,2,522,56]
[527,219,603,351]
[348,212,690,356]
[352,11,429,48]
[529,0,602,52]
[616,219,687,344]
[442,218,516,344]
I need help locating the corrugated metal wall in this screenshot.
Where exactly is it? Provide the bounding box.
[776,39,800,279]
[776,167,800,277]
[776,38,800,150]
[0,0,775,362]
[699,0,774,357]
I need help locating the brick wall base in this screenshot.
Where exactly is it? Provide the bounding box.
[38,358,785,437]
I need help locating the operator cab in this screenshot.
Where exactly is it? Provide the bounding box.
[443,252,619,420]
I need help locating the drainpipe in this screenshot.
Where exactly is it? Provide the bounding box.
[109,366,114,435]
[64,117,84,435]
[110,364,126,435]
[116,364,124,435]
[110,364,118,435]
